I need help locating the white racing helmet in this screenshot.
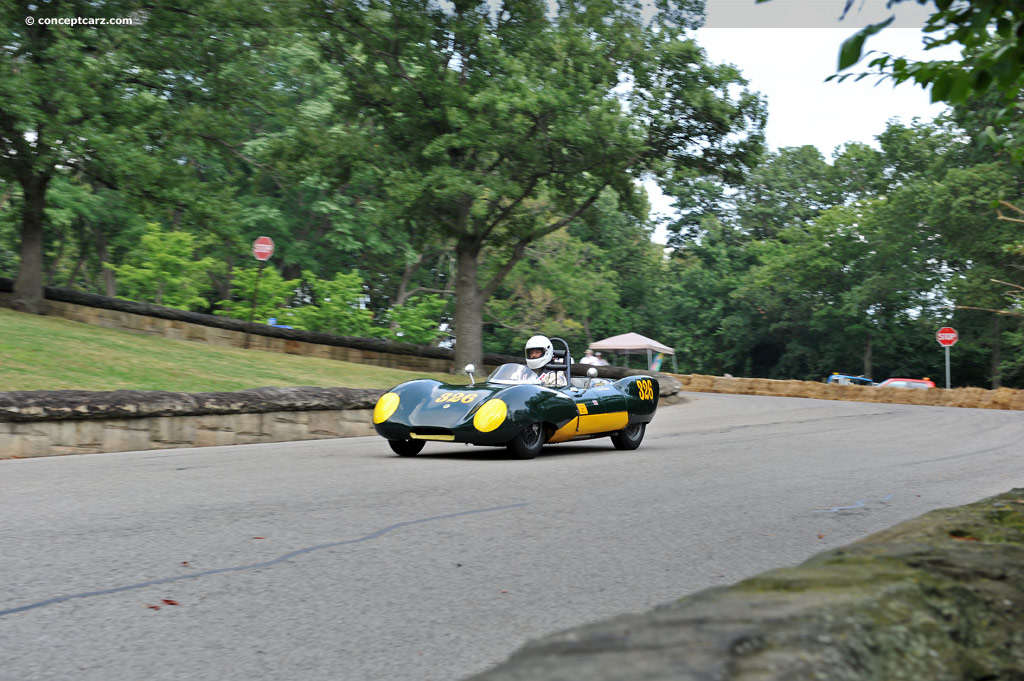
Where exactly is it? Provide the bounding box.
[525,335,553,370]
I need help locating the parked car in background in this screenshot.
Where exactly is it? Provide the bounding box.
[825,373,876,386]
[877,377,936,389]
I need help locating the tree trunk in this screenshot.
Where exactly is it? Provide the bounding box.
[395,254,425,307]
[94,223,117,297]
[11,174,51,314]
[45,230,66,286]
[453,240,484,369]
[862,331,873,379]
[281,262,302,280]
[213,256,234,304]
[66,251,86,288]
[991,315,1002,389]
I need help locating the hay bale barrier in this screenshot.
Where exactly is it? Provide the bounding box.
[674,374,1024,411]
[467,489,1024,681]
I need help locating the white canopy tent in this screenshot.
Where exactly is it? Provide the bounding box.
[588,332,677,373]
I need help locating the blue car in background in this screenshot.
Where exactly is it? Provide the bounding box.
[825,373,877,386]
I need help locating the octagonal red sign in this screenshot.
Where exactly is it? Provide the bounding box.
[252,236,275,261]
[936,327,958,347]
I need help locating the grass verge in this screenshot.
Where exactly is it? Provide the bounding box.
[0,307,465,392]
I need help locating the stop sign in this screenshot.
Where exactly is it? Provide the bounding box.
[936,326,958,347]
[252,236,275,261]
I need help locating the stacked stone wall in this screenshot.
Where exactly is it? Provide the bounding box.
[0,387,382,458]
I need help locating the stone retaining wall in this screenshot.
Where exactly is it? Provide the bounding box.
[1,408,376,457]
[467,488,1024,681]
[0,387,382,458]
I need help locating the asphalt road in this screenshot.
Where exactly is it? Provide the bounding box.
[2,392,1023,681]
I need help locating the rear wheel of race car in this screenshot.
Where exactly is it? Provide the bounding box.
[507,422,545,459]
[610,423,646,451]
[389,439,425,457]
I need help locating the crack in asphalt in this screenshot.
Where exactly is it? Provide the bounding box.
[888,442,1022,467]
[0,502,529,618]
[813,494,894,512]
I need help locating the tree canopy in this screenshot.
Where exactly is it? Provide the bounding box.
[2,0,1023,388]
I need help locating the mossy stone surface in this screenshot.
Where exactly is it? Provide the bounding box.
[468,489,1024,681]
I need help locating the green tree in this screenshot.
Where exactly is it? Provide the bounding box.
[822,0,1024,160]
[654,216,762,376]
[105,225,218,310]
[310,0,764,367]
[0,1,291,312]
[483,229,618,353]
[385,295,448,346]
[736,146,840,240]
[928,162,1024,387]
[216,265,301,324]
[0,1,136,311]
[289,270,376,337]
[567,188,664,344]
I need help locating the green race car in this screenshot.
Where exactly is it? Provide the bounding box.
[373,339,659,459]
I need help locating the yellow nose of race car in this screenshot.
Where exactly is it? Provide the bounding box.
[473,399,508,432]
[374,392,401,424]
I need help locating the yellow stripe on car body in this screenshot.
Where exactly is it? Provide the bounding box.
[547,417,581,443]
[548,411,629,442]
[577,411,628,435]
[410,433,456,441]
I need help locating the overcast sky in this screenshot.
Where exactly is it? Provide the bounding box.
[647,0,961,233]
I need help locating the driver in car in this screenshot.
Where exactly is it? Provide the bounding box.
[525,335,567,387]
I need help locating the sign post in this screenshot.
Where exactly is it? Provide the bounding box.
[935,326,958,389]
[245,237,275,349]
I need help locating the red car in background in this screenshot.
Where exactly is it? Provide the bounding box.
[877,377,936,389]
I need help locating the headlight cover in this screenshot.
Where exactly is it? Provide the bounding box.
[373,392,401,424]
[473,399,508,432]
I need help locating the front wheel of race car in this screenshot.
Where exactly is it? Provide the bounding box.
[389,439,426,457]
[610,423,646,451]
[507,422,545,459]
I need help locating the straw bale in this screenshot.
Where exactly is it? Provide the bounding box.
[706,376,727,392]
[783,379,810,398]
[686,375,716,391]
[1009,389,1024,411]
[675,373,1024,411]
[801,382,830,400]
[726,377,754,394]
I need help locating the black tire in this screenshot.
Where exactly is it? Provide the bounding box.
[610,423,646,451]
[389,439,425,457]
[507,422,545,459]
